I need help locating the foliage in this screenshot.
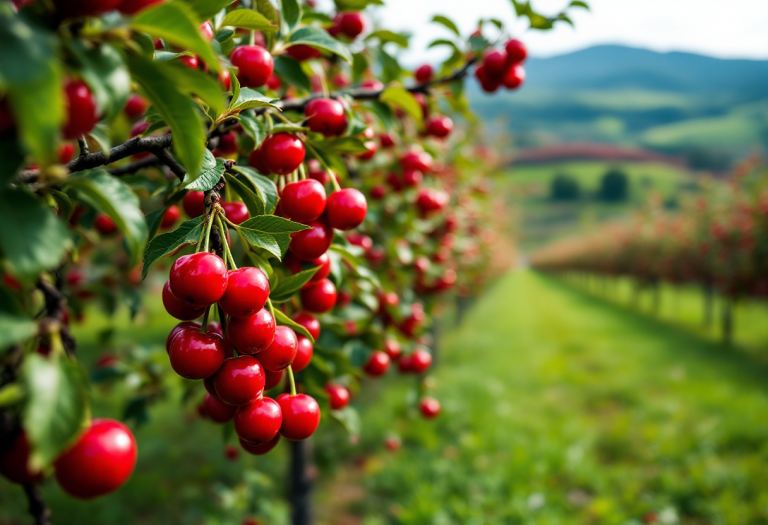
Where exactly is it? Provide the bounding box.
[550,172,581,201]
[597,167,629,201]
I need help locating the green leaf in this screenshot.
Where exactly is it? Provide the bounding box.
[288,26,352,63]
[229,88,280,113]
[145,207,165,240]
[318,137,369,154]
[281,0,303,34]
[270,267,320,302]
[67,40,131,120]
[0,383,24,408]
[379,86,423,127]
[569,0,589,9]
[0,188,71,283]
[0,138,25,187]
[238,216,309,259]
[131,0,220,72]
[165,62,227,117]
[0,13,63,165]
[428,38,460,53]
[142,216,205,279]
[351,52,369,83]
[333,0,383,9]
[273,55,312,92]
[87,123,112,154]
[224,172,265,217]
[363,100,395,130]
[239,113,267,150]
[432,15,461,36]
[183,150,225,191]
[153,50,195,61]
[378,47,402,84]
[0,312,37,350]
[269,122,309,134]
[272,309,314,343]
[22,355,89,470]
[181,0,236,20]
[221,8,276,31]
[365,30,409,48]
[330,244,379,287]
[330,406,360,437]
[232,166,278,213]
[302,12,333,24]
[127,54,207,176]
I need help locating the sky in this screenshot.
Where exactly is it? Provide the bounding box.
[357,0,768,64]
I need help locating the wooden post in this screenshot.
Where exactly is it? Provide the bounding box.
[289,439,313,525]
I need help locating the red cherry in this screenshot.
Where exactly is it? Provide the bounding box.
[360,79,384,90]
[289,218,334,261]
[58,143,75,164]
[219,267,269,319]
[284,252,330,284]
[264,368,284,389]
[414,64,433,84]
[502,64,525,90]
[228,308,276,354]
[332,73,350,88]
[234,396,282,443]
[347,232,373,252]
[357,140,377,161]
[248,146,270,174]
[305,98,347,137]
[292,336,313,372]
[325,384,350,410]
[124,94,148,120]
[293,312,320,341]
[384,436,401,451]
[281,179,327,222]
[53,0,123,18]
[378,133,395,149]
[204,393,237,423]
[169,328,225,379]
[162,281,205,321]
[240,434,280,455]
[483,49,508,79]
[285,44,322,62]
[169,252,228,307]
[200,21,214,40]
[401,169,423,188]
[300,278,337,313]
[217,131,239,154]
[54,419,137,500]
[335,11,366,39]
[398,355,412,373]
[370,185,386,200]
[231,45,274,88]
[0,433,43,485]
[266,73,282,90]
[261,133,305,175]
[426,116,453,139]
[182,190,205,217]
[161,205,180,229]
[94,214,117,235]
[410,348,432,374]
[177,54,200,70]
[277,394,321,440]
[165,321,200,352]
[505,39,528,64]
[63,80,99,140]
[363,350,390,377]
[307,160,330,184]
[475,65,501,93]
[258,326,298,372]
[118,0,163,15]
[416,188,449,215]
[219,69,232,91]
[213,355,266,406]
[203,375,219,399]
[419,397,440,419]
[384,339,401,361]
[326,189,367,231]
[224,444,239,460]
[400,151,433,173]
[221,201,249,225]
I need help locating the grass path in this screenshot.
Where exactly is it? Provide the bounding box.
[330,271,768,525]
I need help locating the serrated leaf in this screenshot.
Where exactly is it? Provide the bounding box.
[272,309,314,343]
[65,169,149,267]
[141,216,205,279]
[365,30,409,48]
[165,61,226,117]
[281,0,302,34]
[379,86,423,127]
[232,166,278,213]
[221,8,276,31]
[0,188,71,283]
[183,148,225,191]
[288,26,352,63]
[0,312,37,350]
[67,41,130,121]
[273,55,312,92]
[239,113,267,150]
[378,47,402,84]
[22,355,89,470]
[181,0,237,19]
[432,15,460,36]
[224,172,265,216]
[270,267,320,302]
[132,1,220,72]
[228,88,280,113]
[238,216,309,259]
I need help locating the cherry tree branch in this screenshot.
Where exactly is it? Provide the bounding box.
[22,484,51,525]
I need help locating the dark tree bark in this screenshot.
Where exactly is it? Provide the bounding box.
[289,439,314,525]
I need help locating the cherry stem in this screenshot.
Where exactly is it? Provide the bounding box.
[298,162,307,181]
[287,365,297,396]
[304,143,341,192]
[201,305,211,333]
[202,212,215,253]
[266,297,275,319]
[216,215,237,269]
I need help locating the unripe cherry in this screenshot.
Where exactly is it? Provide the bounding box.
[419,397,440,419]
[502,64,526,90]
[505,39,528,64]
[293,312,320,341]
[213,356,266,406]
[204,393,236,423]
[219,267,269,319]
[409,348,432,374]
[162,281,205,321]
[54,419,137,500]
[426,116,453,139]
[63,79,99,140]
[235,397,282,444]
[292,336,313,372]
[261,133,305,175]
[289,218,334,261]
[169,252,228,307]
[240,434,280,455]
[325,384,350,410]
[326,188,367,231]
[168,328,226,380]
[228,308,276,354]
[277,393,321,440]
[305,98,347,137]
[281,179,327,222]
[414,64,433,84]
[300,278,337,313]
[182,190,205,217]
[231,45,274,88]
[0,433,43,485]
[363,350,390,377]
[258,326,298,372]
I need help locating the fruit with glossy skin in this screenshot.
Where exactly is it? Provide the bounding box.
[307,160,331,184]
[267,73,281,90]
[305,98,347,137]
[216,131,238,155]
[169,329,225,379]
[379,133,395,149]
[363,350,390,377]
[230,45,274,87]
[234,396,282,443]
[277,394,321,440]
[63,80,99,140]
[258,326,298,372]
[483,49,508,78]
[505,39,527,64]
[502,64,525,90]
[162,281,205,321]
[0,433,43,484]
[219,267,269,319]
[384,339,401,361]
[400,150,433,173]
[264,368,284,389]
[124,94,148,119]
[261,133,305,175]
[53,0,123,18]
[200,21,214,40]
[248,146,270,174]
[416,188,450,215]
[182,190,205,217]
[118,0,163,14]
[397,354,412,373]
[281,179,327,222]
[325,384,350,410]
[169,252,228,307]
[284,252,331,284]
[161,205,180,229]
[204,393,237,423]
[177,55,199,69]
[357,140,377,161]
[59,143,75,164]
[291,336,313,372]
[165,321,200,352]
[347,232,373,252]
[219,69,232,91]
[300,278,337,313]
[326,189,367,231]
[414,64,433,84]
[419,397,440,419]
[94,214,117,235]
[240,434,280,455]
[285,44,322,62]
[370,185,386,200]
[222,201,249,225]
[334,11,366,38]
[228,308,276,354]
[289,218,334,261]
[360,79,384,90]
[54,419,137,499]
[293,312,320,340]
[426,116,453,139]
[203,375,219,398]
[213,356,266,406]
[409,348,432,374]
[474,64,501,93]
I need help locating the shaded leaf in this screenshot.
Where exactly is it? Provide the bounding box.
[273,309,314,343]
[288,26,352,63]
[165,61,227,117]
[224,172,265,216]
[67,40,130,120]
[379,86,423,127]
[273,55,312,92]
[270,267,320,302]
[239,113,267,150]
[183,149,225,191]
[142,216,205,279]
[181,0,237,20]
[0,313,37,350]
[232,166,278,213]
[432,15,460,36]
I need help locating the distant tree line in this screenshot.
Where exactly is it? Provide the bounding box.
[550,167,629,202]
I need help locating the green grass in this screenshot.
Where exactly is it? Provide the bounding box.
[333,271,768,524]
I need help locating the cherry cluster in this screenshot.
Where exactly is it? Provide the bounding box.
[475,39,528,93]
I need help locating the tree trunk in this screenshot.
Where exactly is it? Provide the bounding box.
[289,439,313,525]
[703,282,714,328]
[721,297,734,346]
